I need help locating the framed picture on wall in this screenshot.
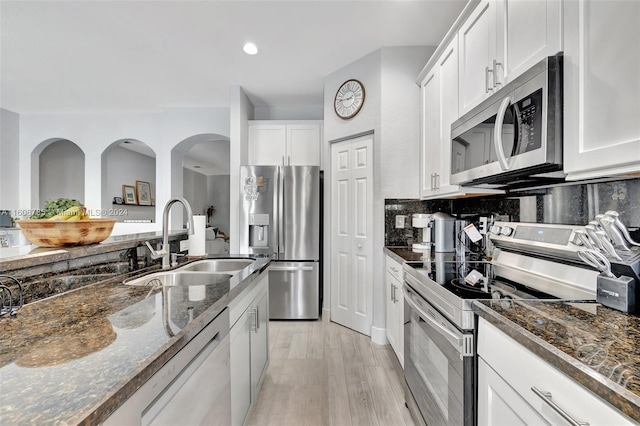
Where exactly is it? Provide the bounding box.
[136,181,152,206]
[123,185,137,205]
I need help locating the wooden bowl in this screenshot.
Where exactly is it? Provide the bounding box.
[16,219,117,247]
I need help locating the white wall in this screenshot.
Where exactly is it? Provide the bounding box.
[183,167,208,219]
[104,146,156,222]
[207,174,230,235]
[254,105,323,120]
[17,107,229,235]
[39,140,85,204]
[229,86,254,253]
[0,108,20,209]
[380,46,435,198]
[323,46,434,342]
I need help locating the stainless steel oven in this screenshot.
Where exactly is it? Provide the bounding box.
[403,283,474,426]
[450,54,562,187]
[402,222,600,426]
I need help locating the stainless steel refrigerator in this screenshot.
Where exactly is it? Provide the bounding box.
[239,165,320,319]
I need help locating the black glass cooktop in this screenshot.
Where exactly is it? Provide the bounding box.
[412,258,558,301]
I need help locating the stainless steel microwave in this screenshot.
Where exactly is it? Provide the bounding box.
[450,55,563,187]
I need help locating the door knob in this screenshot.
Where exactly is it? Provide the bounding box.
[358,244,362,249]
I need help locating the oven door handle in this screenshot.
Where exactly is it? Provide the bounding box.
[403,285,470,356]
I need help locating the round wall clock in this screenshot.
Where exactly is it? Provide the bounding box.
[334,79,365,119]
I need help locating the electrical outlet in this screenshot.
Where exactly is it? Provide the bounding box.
[180,239,189,252]
[395,215,405,228]
[479,217,488,235]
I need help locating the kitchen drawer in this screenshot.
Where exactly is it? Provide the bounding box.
[386,255,403,282]
[478,317,634,426]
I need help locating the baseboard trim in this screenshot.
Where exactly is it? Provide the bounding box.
[370,325,389,345]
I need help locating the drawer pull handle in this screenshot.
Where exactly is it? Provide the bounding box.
[531,387,589,426]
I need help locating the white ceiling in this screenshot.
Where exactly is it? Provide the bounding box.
[0,0,467,114]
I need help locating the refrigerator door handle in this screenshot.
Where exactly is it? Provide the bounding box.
[269,266,315,272]
[278,169,285,255]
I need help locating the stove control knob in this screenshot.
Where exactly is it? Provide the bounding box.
[490,225,502,235]
[500,226,513,236]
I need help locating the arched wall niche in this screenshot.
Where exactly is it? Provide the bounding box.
[101,139,156,222]
[171,133,230,232]
[32,138,85,209]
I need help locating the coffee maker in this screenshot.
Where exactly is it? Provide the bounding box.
[412,212,458,253]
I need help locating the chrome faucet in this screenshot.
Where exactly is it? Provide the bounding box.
[145,197,195,269]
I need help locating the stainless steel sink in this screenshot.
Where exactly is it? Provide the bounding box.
[124,271,232,287]
[177,258,254,273]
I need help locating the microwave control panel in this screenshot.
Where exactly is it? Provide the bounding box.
[515,88,543,155]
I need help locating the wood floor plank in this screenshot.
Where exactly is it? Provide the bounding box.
[249,318,413,426]
[339,333,379,426]
[288,331,310,359]
[365,365,407,425]
[327,344,353,426]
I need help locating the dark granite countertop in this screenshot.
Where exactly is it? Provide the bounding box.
[0,255,270,425]
[474,300,640,423]
[383,246,427,264]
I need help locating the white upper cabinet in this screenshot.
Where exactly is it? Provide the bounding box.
[459,0,498,116]
[458,0,562,116]
[420,34,504,199]
[495,0,562,86]
[563,0,640,180]
[419,67,440,198]
[248,121,323,167]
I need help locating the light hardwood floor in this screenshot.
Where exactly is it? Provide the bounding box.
[247,313,415,426]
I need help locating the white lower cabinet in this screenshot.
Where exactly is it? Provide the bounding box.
[385,255,404,368]
[478,317,635,426]
[230,273,269,426]
[104,311,231,425]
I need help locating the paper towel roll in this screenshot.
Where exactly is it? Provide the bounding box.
[189,285,206,301]
[188,215,206,256]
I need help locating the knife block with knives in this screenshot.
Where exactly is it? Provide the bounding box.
[584,210,640,314]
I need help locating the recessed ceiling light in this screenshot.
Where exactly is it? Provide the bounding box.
[243,42,258,55]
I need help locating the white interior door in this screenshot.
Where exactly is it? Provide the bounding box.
[330,134,373,336]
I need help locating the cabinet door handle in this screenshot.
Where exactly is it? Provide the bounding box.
[434,173,440,190]
[485,66,494,93]
[251,308,258,333]
[393,285,398,303]
[390,284,395,302]
[255,306,260,331]
[492,59,502,87]
[531,387,590,426]
[288,155,291,166]
[282,155,285,166]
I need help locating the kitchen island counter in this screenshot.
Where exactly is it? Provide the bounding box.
[0,255,270,425]
[474,300,640,423]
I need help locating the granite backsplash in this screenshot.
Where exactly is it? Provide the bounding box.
[386,177,640,246]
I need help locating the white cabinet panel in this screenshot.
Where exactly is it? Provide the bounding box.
[230,274,269,426]
[496,0,562,87]
[230,312,252,426]
[563,0,640,179]
[459,0,497,116]
[248,121,323,167]
[384,255,404,368]
[287,124,322,166]
[478,358,549,426]
[248,124,287,166]
[458,0,562,115]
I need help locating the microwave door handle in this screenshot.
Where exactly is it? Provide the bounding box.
[494,96,512,171]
